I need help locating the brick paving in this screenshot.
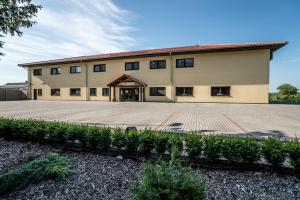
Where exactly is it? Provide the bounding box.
[0,101,299,138]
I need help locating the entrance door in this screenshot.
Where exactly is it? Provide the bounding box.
[33,89,37,100]
[120,88,139,101]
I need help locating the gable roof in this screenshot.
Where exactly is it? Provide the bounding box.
[107,74,147,87]
[18,41,287,67]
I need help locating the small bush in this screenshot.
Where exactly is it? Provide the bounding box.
[111,128,127,149]
[138,129,156,157]
[285,140,300,169]
[45,122,69,144]
[203,135,222,161]
[126,131,140,153]
[0,153,73,196]
[153,132,169,156]
[88,127,111,150]
[222,137,261,163]
[262,137,287,167]
[133,148,206,200]
[167,133,184,152]
[186,134,203,159]
[66,125,88,145]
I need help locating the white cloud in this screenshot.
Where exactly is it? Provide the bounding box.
[0,0,137,84]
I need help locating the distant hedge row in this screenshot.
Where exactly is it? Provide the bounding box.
[0,118,299,170]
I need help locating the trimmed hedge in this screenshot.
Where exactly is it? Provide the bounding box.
[0,118,299,171]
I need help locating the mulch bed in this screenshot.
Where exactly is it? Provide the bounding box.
[1,139,299,200]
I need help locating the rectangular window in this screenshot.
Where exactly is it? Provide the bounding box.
[125,62,139,70]
[94,64,106,72]
[90,88,97,96]
[70,66,81,73]
[37,89,43,96]
[33,69,42,76]
[51,89,60,96]
[150,87,166,96]
[150,60,166,69]
[176,58,194,68]
[51,67,61,75]
[211,86,230,96]
[70,88,81,96]
[176,87,193,96]
[102,88,109,96]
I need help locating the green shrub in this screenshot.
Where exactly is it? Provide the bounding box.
[111,128,127,149]
[88,127,111,150]
[153,132,169,156]
[203,135,222,161]
[133,148,206,200]
[262,137,287,167]
[138,129,156,157]
[285,140,300,169]
[167,133,184,152]
[126,130,140,153]
[186,134,203,159]
[0,153,73,196]
[222,137,261,163]
[66,124,88,145]
[45,122,69,144]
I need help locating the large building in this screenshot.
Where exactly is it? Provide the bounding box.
[19,42,287,103]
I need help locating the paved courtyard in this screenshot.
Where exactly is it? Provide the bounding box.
[0,101,299,138]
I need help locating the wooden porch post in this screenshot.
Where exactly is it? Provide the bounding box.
[109,86,111,101]
[113,87,116,101]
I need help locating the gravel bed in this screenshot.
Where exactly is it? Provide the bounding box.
[0,140,299,200]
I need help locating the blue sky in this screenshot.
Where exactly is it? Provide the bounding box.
[0,0,299,92]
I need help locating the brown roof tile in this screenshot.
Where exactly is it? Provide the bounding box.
[18,41,287,67]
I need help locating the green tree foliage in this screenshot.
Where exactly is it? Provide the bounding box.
[0,0,42,55]
[277,83,299,96]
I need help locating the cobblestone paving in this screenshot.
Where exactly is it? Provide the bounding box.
[0,101,299,138]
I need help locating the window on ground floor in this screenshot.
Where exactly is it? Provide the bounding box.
[51,89,60,96]
[102,88,109,96]
[150,87,166,96]
[176,87,193,96]
[90,88,97,96]
[211,86,230,96]
[37,89,43,96]
[70,88,81,96]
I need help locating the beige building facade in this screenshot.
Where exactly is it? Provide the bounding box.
[19,42,287,103]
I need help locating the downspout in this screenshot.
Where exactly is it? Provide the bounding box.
[81,60,89,101]
[169,52,174,102]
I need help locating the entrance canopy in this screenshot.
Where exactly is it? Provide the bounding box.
[107,74,147,87]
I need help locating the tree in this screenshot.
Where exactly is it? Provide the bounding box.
[0,0,42,56]
[277,83,299,96]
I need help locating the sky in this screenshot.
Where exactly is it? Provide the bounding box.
[0,0,299,92]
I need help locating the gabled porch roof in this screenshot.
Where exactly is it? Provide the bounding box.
[107,74,147,87]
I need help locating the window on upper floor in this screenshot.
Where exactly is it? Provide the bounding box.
[37,89,43,96]
[150,60,166,69]
[94,64,106,72]
[176,87,193,96]
[33,69,42,76]
[211,86,230,96]
[102,88,109,96]
[70,88,81,96]
[70,66,81,73]
[125,62,139,70]
[90,88,97,96]
[51,67,61,75]
[51,89,60,96]
[176,58,194,68]
[150,87,166,96]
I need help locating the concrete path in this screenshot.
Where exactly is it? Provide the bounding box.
[0,101,299,138]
